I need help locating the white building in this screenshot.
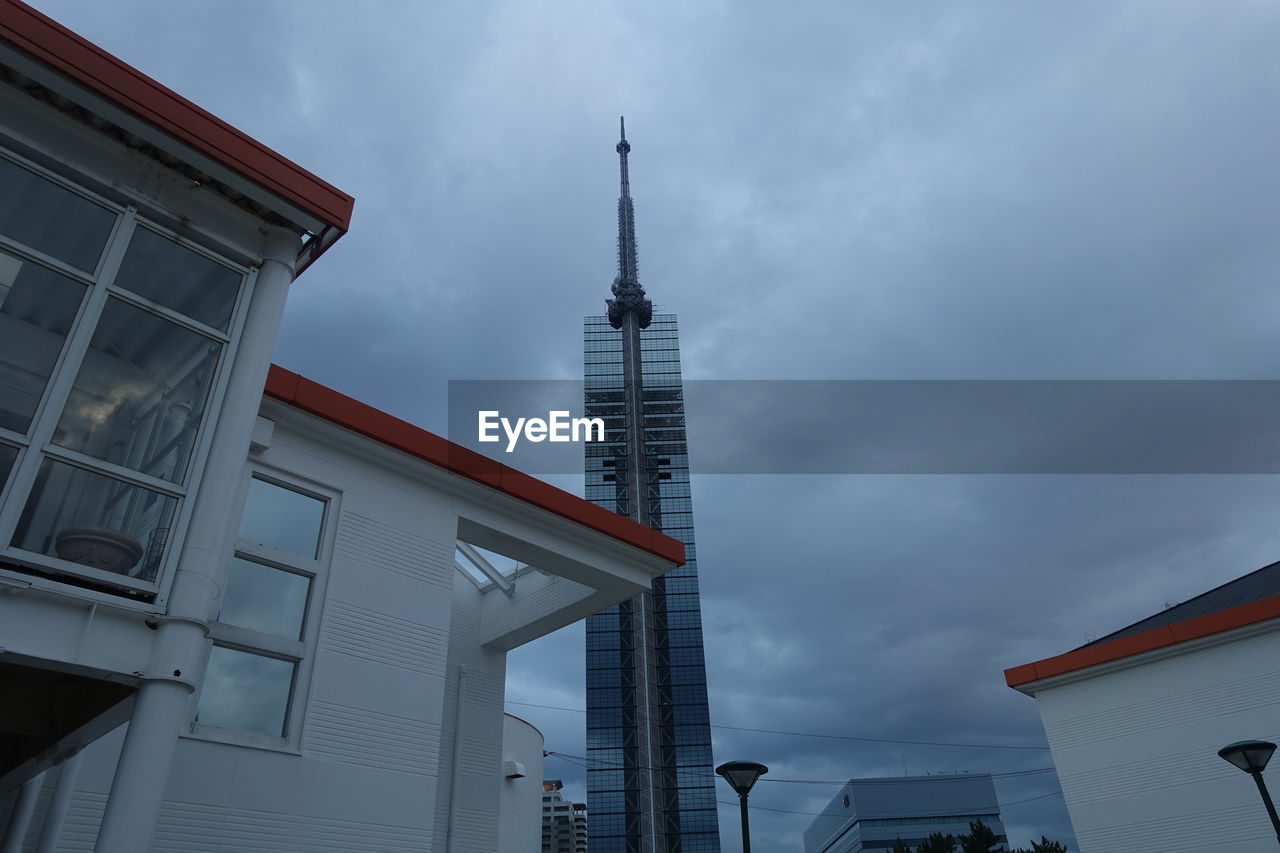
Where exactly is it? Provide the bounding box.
[541,780,588,853]
[0,2,686,850]
[802,774,1006,853]
[499,715,546,853]
[1006,560,1280,852]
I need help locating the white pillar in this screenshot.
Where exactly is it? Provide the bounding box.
[93,228,298,853]
[0,773,43,853]
[35,751,82,853]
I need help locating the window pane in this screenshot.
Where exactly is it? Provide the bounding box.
[0,158,115,271]
[54,298,220,483]
[221,556,310,639]
[0,249,88,434]
[239,478,324,558]
[0,443,16,492]
[113,227,241,331]
[198,646,294,736]
[11,458,177,582]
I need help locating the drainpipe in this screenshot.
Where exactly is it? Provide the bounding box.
[92,228,298,853]
[0,773,43,853]
[444,664,468,853]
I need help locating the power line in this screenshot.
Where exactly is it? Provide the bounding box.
[508,700,1049,751]
[544,751,1056,784]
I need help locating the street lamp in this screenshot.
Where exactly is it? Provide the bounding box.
[1218,740,1280,846]
[716,760,768,853]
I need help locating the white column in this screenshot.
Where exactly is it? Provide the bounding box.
[93,228,298,853]
[35,752,82,853]
[0,773,43,853]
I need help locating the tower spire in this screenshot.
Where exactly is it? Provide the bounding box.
[608,115,652,329]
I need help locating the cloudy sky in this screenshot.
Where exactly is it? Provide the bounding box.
[31,1,1280,848]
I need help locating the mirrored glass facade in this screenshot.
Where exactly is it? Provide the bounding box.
[585,313,720,853]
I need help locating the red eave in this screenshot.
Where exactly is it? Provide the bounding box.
[262,365,688,568]
[0,0,353,248]
[1005,593,1280,689]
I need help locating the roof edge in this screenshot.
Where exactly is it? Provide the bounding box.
[1005,593,1280,689]
[262,364,687,567]
[0,0,353,239]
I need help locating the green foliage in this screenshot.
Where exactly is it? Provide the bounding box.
[917,831,958,853]
[959,818,1002,853]
[892,837,914,853]
[1008,834,1069,853]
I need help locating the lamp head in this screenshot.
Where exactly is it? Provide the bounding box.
[716,760,769,796]
[1219,740,1277,774]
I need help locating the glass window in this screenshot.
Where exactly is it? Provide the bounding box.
[238,478,325,558]
[198,646,294,736]
[220,556,310,640]
[0,443,16,491]
[0,249,88,434]
[113,227,241,331]
[53,298,220,483]
[11,458,177,581]
[0,157,115,271]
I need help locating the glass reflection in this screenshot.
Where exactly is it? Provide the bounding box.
[114,227,241,331]
[11,458,177,581]
[0,158,115,271]
[220,557,310,640]
[0,249,88,434]
[54,298,220,484]
[0,443,16,491]
[198,646,294,736]
[238,478,324,558]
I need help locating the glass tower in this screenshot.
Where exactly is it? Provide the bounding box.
[583,120,720,853]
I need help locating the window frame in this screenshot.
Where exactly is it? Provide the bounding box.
[189,467,337,752]
[0,146,258,605]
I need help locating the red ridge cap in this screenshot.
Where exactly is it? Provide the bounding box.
[1005,593,1280,689]
[262,365,686,568]
[0,0,354,238]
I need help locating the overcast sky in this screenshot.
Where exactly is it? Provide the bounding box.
[31,1,1280,849]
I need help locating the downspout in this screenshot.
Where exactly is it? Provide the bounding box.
[444,664,468,853]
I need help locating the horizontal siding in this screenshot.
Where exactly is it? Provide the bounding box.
[303,700,441,775]
[334,512,452,590]
[321,600,447,677]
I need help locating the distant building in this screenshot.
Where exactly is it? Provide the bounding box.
[542,779,588,853]
[803,773,1007,853]
[1006,559,1280,853]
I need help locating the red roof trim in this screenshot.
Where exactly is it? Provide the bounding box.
[0,0,353,239]
[262,365,687,567]
[1005,594,1280,689]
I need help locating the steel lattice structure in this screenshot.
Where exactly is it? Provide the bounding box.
[584,119,721,853]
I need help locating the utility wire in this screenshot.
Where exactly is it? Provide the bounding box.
[508,700,1049,751]
[545,752,1062,816]
[544,751,1056,784]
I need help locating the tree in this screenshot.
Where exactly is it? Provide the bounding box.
[959,818,1003,852]
[892,837,913,853]
[917,831,958,852]
[1027,837,1067,853]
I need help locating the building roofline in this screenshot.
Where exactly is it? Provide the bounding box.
[503,712,544,739]
[1004,593,1280,690]
[263,365,687,567]
[0,0,353,266]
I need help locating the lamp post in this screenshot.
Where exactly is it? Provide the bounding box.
[1218,740,1280,846]
[716,760,768,853]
